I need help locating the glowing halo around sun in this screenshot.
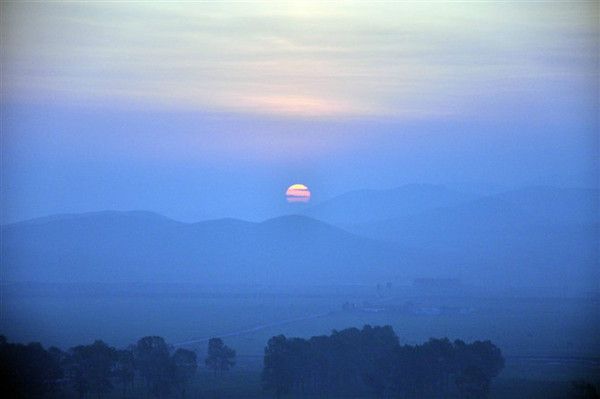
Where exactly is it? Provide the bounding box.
[286,184,311,203]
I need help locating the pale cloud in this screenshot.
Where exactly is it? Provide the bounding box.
[1,1,597,119]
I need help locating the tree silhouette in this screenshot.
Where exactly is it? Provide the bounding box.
[134,336,174,398]
[114,349,135,397]
[1,327,506,399]
[454,339,504,398]
[0,336,63,398]
[172,348,197,398]
[286,337,310,395]
[262,335,294,399]
[261,326,505,398]
[205,338,236,376]
[67,340,117,398]
[359,325,399,398]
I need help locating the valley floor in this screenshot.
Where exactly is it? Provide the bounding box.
[2,283,599,398]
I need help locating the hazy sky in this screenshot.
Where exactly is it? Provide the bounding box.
[1,1,598,223]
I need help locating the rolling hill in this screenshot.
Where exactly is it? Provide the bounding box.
[346,187,599,289]
[1,212,430,285]
[2,186,597,290]
[301,183,479,225]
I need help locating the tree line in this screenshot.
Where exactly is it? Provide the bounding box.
[0,335,235,398]
[8,325,596,399]
[262,325,505,398]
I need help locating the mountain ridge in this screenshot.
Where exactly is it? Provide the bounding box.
[2,185,597,290]
[301,183,480,225]
[1,211,418,285]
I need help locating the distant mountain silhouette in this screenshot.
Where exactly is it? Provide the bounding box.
[2,186,597,289]
[350,186,598,238]
[347,186,599,289]
[11,210,180,227]
[302,184,478,225]
[2,212,429,285]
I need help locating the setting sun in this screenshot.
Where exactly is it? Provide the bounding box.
[286,184,311,203]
